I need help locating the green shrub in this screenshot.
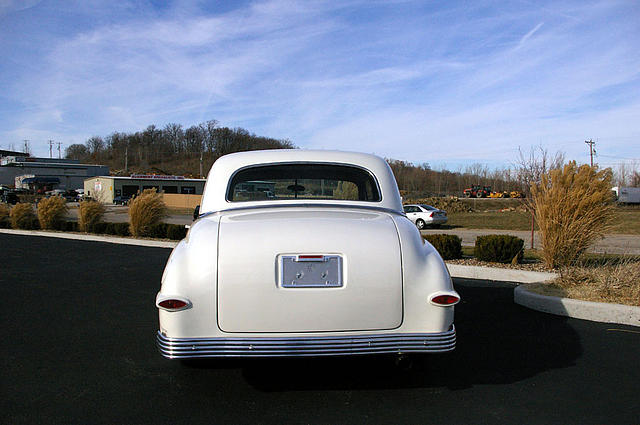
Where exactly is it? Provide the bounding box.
[0,203,10,228]
[474,234,524,263]
[78,200,105,233]
[147,223,169,239]
[10,203,38,230]
[423,234,462,260]
[166,224,188,240]
[93,222,108,234]
[63,221,79,232]
[104,222,130,236]
[37,196,68,230]
[128,189,167,237]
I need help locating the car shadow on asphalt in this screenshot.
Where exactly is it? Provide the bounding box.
[184,279,582,392]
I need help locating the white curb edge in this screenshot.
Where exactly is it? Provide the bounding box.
[0,228,178,248]
[514,285,640,328]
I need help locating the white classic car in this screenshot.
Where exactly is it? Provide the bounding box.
[156,150,460,358]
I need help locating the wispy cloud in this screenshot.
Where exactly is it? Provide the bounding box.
[515,22,544,50]
[1,0,638,166]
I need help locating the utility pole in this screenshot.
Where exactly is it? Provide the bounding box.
[56,142,62,159]
[530,210,535,249]
[124,145,129,173]
[199,150,203,178]
[48,140,54,158]
[23,139,29,155]
[585,139,596,167]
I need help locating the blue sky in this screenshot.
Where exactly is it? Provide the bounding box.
[1,0,639,170]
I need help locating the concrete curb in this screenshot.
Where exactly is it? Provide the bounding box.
[446,263,558,284]
[2,228,637,327]
[0,228,178,249]
[514,285,640,328]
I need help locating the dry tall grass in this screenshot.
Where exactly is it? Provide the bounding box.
[10,203,37,229]
[529,162,614,269]
[554,260,640,306]
[78,200,105,232]
[0,203,9,221]
[37,196,68,230]
[128,189,167,237]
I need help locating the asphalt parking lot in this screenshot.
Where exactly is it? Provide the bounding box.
[1,234,638,424]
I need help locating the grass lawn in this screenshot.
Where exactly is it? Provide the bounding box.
[447,211,533,231]
[609,208,640,234]
[448,207,640,234]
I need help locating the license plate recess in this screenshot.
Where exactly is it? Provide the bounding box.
[280,255,343,288]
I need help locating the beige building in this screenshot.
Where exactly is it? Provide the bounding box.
[84,175,206,204]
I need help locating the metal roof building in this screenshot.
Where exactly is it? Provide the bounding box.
[0,155,109,190]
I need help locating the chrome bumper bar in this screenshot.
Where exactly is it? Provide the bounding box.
[156,326,456,358]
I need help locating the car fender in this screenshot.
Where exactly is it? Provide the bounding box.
[393,215,458,333]
[157,217,220,337]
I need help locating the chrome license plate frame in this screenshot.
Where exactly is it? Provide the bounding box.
[280,255,343,288]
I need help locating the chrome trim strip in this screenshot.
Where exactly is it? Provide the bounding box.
[156,326,456,358]
[196,203,406,221]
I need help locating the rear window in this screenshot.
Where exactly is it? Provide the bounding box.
[227,164,381,202]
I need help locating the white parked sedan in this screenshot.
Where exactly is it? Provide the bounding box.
[403,204,448,229]
[156,150,459,358]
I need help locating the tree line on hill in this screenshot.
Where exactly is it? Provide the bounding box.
[65,121,638,196]
[65,120,294,177]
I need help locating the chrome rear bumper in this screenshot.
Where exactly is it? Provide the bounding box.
[156,326,456,358]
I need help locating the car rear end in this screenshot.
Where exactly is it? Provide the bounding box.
[156,150,458,358]
[420,204,448,226]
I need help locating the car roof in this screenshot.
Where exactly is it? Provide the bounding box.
[200,149,403,214]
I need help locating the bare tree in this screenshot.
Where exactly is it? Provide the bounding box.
[65,144,88,160]
[515,145,565,197]
[86,136,105,161]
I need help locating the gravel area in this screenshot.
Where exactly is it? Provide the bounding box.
[446,257,552,273]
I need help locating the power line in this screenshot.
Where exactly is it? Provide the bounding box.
[598,154,640,161]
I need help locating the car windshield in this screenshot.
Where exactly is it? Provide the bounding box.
[420,204,438,211]
[227,163,381,202]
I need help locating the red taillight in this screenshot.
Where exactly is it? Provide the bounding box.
[158,299,188,310]
[431,295,460,306]
[428,212,434,217]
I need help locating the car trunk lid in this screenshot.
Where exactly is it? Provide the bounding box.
[216,208,403,333]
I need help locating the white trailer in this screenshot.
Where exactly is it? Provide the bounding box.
[612,186,640,204]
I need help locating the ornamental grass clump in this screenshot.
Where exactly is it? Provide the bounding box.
[78,200,105,233]
[37,196,68,230]
[0,203,10,228]
[128,189,167,237]
[529,162,614,269]
[10,203,38,230]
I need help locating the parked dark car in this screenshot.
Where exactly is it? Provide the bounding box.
[1,190,19,205]
[63,190,79,202]
[113,195,131,205]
